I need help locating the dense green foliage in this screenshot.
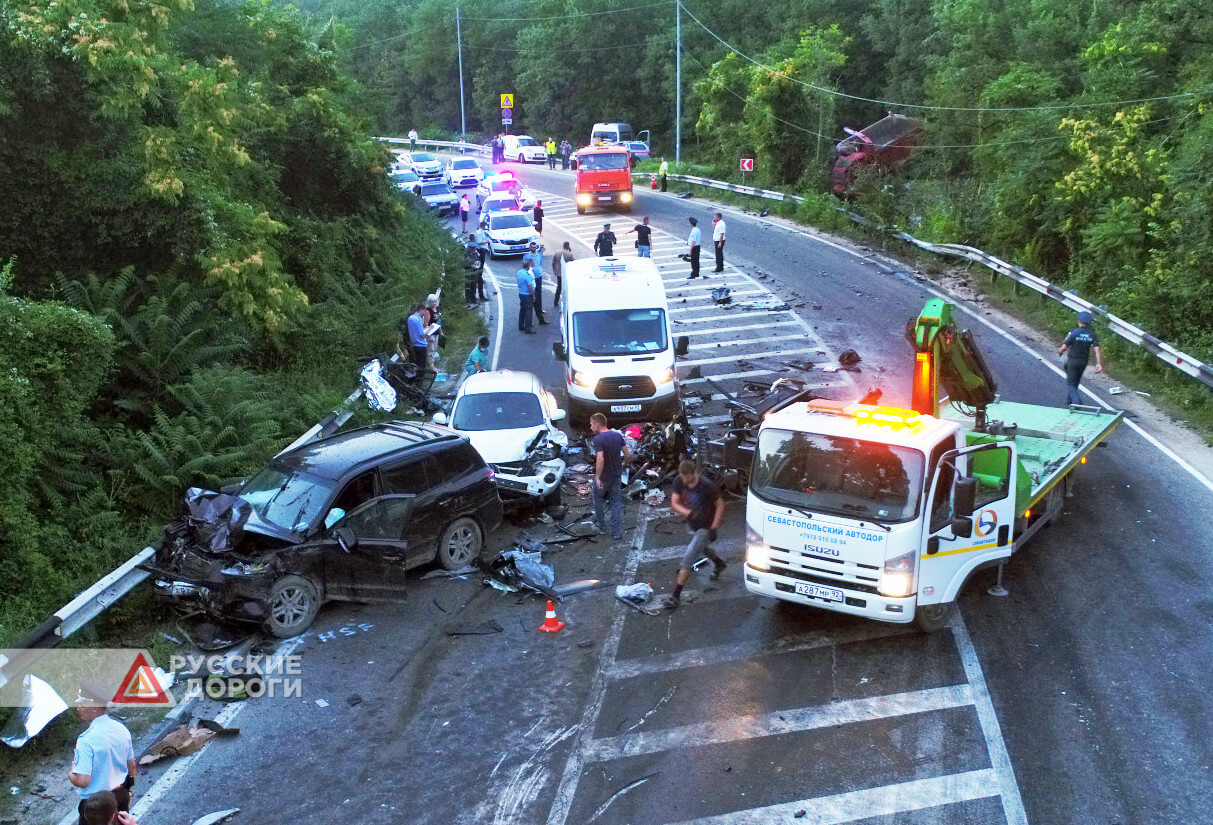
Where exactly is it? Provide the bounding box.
[0,0,466,644]
[319,0,1213,361]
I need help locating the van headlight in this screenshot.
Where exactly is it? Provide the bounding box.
[745,526,770,571]
[576,193,592,206]
[571,369,598,389]
[620,192,633,203]
[650,367,674,385]
[878,550,915,598]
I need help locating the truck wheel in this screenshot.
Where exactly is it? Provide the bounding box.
[914,602,955,633]
[264,575,321,638]
[438,517,482,569]
[576,204,586,215]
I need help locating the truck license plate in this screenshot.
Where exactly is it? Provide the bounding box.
[597,195,612,201]
[794,582,843,602]
[610,404,641,413]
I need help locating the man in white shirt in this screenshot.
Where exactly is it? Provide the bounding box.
[408,127,418,151]
[686,217,702,279]
[712,212,727,272]
[69,682,136,825]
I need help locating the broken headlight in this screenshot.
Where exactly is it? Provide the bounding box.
[219,561,271,577]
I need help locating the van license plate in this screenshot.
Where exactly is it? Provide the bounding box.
[610,404,641,413]
[794,582,843,602]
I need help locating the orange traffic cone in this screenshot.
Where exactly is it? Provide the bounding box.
[650,175,658,190]
[539,600,565,633]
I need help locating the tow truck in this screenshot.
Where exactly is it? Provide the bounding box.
[743,299,1123,631]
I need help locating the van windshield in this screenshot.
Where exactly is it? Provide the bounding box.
[573,308,667,356]
[580,153,629,171]
[751,429,924,523]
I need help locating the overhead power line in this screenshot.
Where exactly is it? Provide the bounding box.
[678,1,1204,113]
[464,40,651,53]
[462,2,668,23]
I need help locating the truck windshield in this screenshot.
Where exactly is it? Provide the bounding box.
[579,153,629,171]
[240,467,335,533]
[573,308,667,356]
[452,392,544,431]
[752,429,924,523]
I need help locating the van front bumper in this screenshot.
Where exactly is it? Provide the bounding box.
[742,564,915,624]
[568,391,679,424]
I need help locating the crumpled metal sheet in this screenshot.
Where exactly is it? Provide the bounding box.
[487,547,558,599]
[0,674,69,748]
[360,359,397,412]
[183,488,252,553]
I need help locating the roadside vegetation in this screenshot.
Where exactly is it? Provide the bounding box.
[0,0,470,645]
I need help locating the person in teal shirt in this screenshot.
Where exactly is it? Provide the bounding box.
[463,336,490,379]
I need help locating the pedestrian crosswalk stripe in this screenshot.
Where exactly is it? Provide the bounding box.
[687,332,805,351]
[684,320,798,337]
[683,346,821,367]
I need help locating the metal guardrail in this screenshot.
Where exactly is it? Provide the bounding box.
[381,137,489,157]
[639,172,1213,390]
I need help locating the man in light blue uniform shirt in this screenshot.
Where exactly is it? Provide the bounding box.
[522,241,547,325]
[69,682,136,823]
[516,260,536,334]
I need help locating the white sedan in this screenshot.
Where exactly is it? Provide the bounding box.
[446,157,485,188]
[434,371,567,505]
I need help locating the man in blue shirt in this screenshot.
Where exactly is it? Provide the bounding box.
[516,260,536,334]
[522,242,548,325]
[1058,310,1103,405]
[69,682,136,823]
[406,304,428,369]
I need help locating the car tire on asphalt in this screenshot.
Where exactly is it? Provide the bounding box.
[914,601,955,633]
[264,574,321,638]
[437,517,483,570]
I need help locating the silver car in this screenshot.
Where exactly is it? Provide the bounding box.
[417,181,459,215]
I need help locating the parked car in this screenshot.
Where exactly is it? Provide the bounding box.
[434,371,567,508]
[502,135,546,164]
[391,168,421,190]
[624,141,651,166]
[476,173,536,210]
[407,151,444,180]
[446,157,485,188]
[417,181,459,215]
[146,422,503,637]
[482,209,540,257]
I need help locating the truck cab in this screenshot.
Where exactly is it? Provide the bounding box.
[552,256,688,426]
[574,144,633,214]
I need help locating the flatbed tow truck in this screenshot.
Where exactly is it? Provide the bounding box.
[743,299,1123,630]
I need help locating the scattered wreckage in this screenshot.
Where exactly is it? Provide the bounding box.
[143,422,504,637]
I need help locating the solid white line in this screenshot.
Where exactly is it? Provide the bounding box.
[584,684,975,762]
[487,261,504,370]
[667,768,1000,825]
[545,525,649,825]
[683,346,821,368]
[688,332,805,351]
[949,615,1029,825]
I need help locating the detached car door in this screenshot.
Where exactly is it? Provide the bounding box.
[324,494,415,602]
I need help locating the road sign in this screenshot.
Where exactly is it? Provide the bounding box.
[502,117,513,125]
[501,107,513,119]
[740,157,755,172]
[500,93,513,108]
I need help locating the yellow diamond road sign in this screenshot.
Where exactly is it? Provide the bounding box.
[500,93,513,108]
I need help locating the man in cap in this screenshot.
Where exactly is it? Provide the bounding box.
[593,223,617,257]
[1058,310,1103,405]
[69,680,136,825]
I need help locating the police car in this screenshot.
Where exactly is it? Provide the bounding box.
[476,174,536,210]
[482,210,540,258]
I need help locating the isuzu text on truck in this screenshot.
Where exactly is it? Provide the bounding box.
[744,300,1122,631]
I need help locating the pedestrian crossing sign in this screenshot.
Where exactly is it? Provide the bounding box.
[500,93,513,108]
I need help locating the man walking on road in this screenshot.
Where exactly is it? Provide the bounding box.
[589,413,630,539]
[712,212,727,272]
[594,223,617,257]
[560,140,572,170]
[459,193,471,233]
[408,127,418,151]
[516,259,536,334]
[1058,310,1103,405]
[533,200,544,234]
[661,460,727,609]
[69,681,136,825]
[686,217,702,278]
[551,241,574,309]
[659,157,669,191]
[523,241,548,325]
[626,216,652,257]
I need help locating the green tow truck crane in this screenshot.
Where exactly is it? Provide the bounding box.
[743,299,1124,631]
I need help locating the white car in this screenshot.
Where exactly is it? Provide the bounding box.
[476,174,536,210]
[482,210,540,257]
[390,168,421,190]
[446,157,485,188]
[407,151,444,180]
[434,371,567,505]
[502,135,547,164]
[479,192,523,217]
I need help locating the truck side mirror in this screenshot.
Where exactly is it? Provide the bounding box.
[552,341,566,361]
[675,335,689,357]
[951,516,973,539]
[953,476,977,518]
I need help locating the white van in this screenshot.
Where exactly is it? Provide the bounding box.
[590,122,635,145]
[553,257,688,425]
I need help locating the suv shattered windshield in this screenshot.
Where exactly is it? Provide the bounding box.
[240,467,335,533]
[752,429,923,523]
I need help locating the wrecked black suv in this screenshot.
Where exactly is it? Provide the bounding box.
[147,422,503,637]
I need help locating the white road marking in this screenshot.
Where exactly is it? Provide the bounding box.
[585,684,976,762]
[687,332,805,351]
[673,310,798,326]
[682,346,822,368]
[667,769,1001,825]
[682,368,795,383]
[487,261,504,370]
[688,413,733,425]
[684,320,799,337]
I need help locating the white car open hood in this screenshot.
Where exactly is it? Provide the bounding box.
[463,426,548,464]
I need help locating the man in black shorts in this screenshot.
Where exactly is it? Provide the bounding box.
[661,460,726,609]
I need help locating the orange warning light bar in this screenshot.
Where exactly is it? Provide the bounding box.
[854,405,922,428]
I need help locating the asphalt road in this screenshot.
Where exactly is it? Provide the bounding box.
[126,156,1212,825]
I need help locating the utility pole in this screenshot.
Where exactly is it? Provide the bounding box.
[456,6,466,142]
[674,0,681,166]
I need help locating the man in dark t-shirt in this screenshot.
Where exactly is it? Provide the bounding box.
[1058,310,1103,405]
[661,460,726,609]
[589,413,630,539]
[626,217,653,257]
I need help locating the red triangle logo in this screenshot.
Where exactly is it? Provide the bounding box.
[112,653,171,705]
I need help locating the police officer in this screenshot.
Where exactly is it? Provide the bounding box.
[1058,310,1103,405]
